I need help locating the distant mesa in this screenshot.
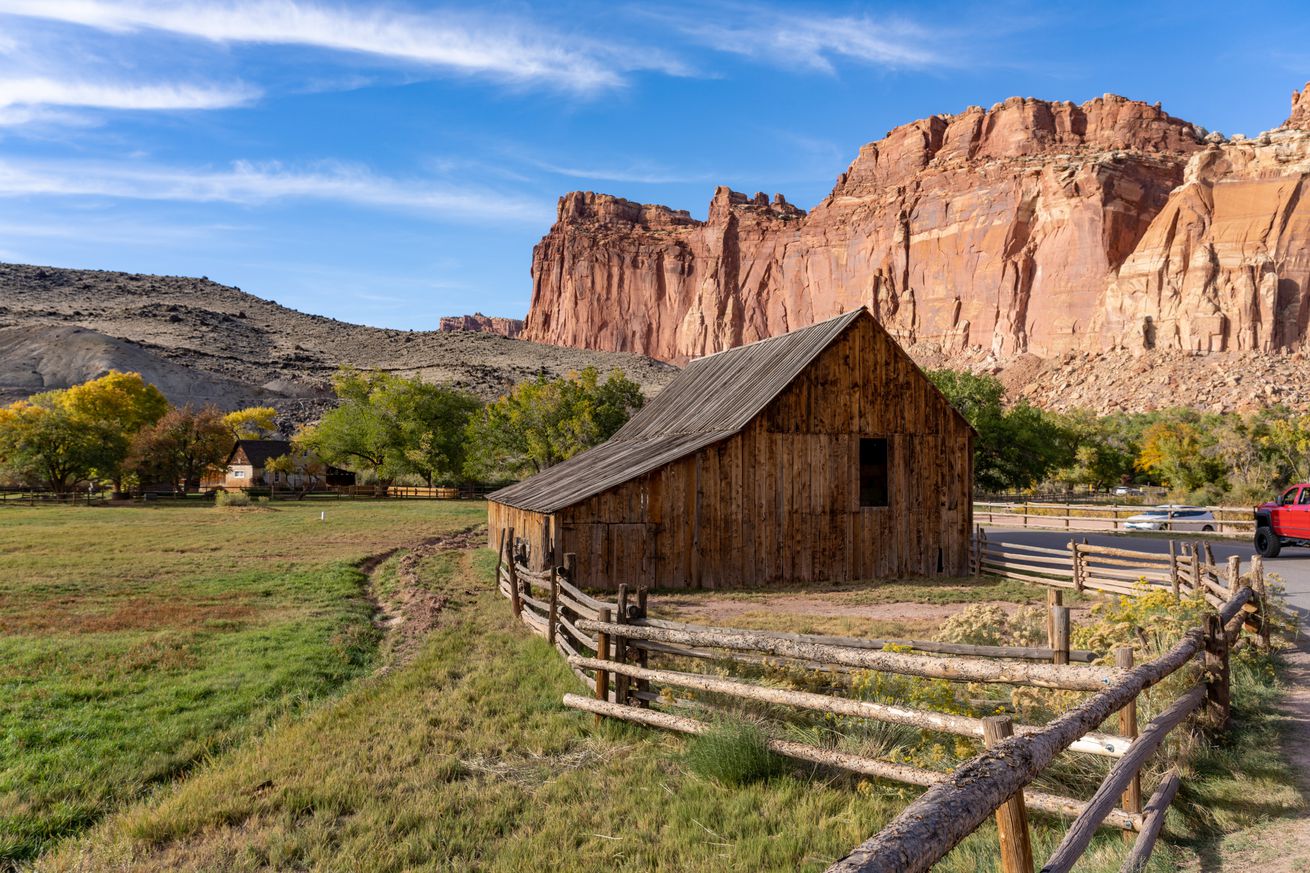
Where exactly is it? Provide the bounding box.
[438,313,524,339]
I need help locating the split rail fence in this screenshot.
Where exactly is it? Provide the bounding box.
[495,525,1272,873]
[974,501,1255,534]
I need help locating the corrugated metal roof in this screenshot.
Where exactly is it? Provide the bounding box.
[488,310,866,514]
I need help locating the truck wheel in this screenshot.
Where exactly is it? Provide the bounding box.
[1255,527,1282,558]
[1202,524,1214,532]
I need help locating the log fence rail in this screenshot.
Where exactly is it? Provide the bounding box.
[495,526,1271,873]
[975,500,1255,534]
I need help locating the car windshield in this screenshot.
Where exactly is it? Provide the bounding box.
[1137,511,1169,517]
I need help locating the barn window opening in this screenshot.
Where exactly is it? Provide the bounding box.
[859,438,889,507]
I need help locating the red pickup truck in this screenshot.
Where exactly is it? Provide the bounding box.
[1254,484,1310,556]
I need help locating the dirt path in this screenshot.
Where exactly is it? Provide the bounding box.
[362,526,483,673]
[1192,643,1310,872]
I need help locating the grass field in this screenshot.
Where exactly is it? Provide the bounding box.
[34,545,1186,873]
[0,500,483,865]
[4,502,1299,871]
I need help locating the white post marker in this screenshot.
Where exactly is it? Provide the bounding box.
[320,511,326,522]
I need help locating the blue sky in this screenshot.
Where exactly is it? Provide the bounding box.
[0,1,1306,328]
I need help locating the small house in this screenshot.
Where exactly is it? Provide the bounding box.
[487,309,974,590]
[204,439,355,491]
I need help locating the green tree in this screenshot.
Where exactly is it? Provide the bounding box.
[128,406,231,494]
[1258,410,1310,483]
[928,369,1073,493]
[300,369,481,487]
[1053,410,1139,491]
[0,399,118,492]
[465,367,644,479]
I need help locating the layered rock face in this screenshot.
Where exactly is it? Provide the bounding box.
[438,312,524,339]
[525,86,1310,378]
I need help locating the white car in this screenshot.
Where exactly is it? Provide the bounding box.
[1123,505,1216,532]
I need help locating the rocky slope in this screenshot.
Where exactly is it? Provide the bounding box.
[0,264,675,415]
[524,83,1310,413]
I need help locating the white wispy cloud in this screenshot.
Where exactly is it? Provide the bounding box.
[526,157,715,185]
[668,6,944,73]
[0,0,685,91]
[0,158,553,223]
[0,76,257,112]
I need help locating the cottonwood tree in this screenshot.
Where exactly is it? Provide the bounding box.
[128,406,231,494]
[464,367,644,479]
[299,369,480,488]
[0,400,117,492]
[222,406,280,440]
[57,371,169,494]
[928,369,1073,493]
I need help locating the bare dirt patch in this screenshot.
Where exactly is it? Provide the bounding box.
[364,526,484,672]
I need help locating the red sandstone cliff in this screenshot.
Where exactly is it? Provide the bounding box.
[438,312,524,339]
[524,86,1310,379]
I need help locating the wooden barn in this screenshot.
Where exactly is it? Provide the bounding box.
[487,309,974,590]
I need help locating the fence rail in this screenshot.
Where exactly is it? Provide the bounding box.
[975,500,1256,535]
[495,526,1271,873]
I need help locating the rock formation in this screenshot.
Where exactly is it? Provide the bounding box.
[524,86,1310,385]
[438,312,524,339]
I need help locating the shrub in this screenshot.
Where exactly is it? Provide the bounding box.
[936,603,1046,648]
[214,490,251,507]
[684,720,783,785]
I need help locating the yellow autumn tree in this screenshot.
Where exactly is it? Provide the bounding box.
[222,406,279,440]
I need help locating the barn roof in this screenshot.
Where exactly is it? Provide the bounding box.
[231,439,292,467]
[488,309,866,514]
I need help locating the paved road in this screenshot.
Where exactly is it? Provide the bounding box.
[985,526,1310,623]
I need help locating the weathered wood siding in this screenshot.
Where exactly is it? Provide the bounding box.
[487,317,973,590]
[486,500,558,572]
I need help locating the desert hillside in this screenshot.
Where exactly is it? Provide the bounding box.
[523,83,1310,413]
[0,263,676,414]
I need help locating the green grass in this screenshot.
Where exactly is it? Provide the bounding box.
[7,503,1297,871]
[684,720,784,785]
[41,548,1160,873]
[0,500,483,864]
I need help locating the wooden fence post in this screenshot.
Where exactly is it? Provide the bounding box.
[615,585,630,705]
[1189,544,1201,597]
[1226,555,1241,601]
[1046,589,1063,662]
[983,716,1034,873]
[1203,541,1216,570]
[973,526,982,576]
[1203,614,1230,730]
[506,526,521,618]
[595,607,612,722]
[1070,541,1085,593]
[1116,646,1141,842]
[636,587,650,707]
[563,552,578,588]
[1052,606,1070,666]
[547,564,559,646]
[1168,540,1180,600]
[1251,555,1270,651]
